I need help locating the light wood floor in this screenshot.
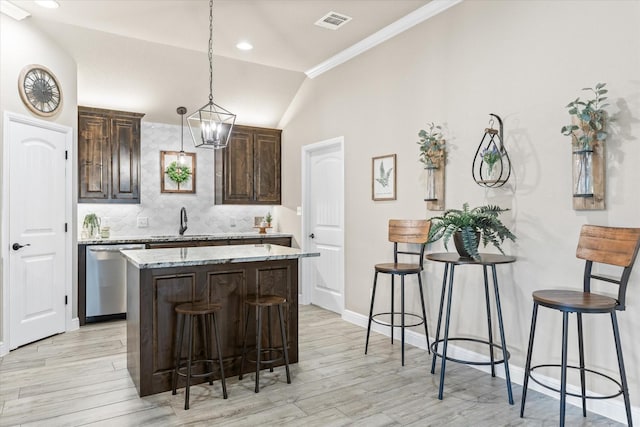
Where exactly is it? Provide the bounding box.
[0,305,621,426]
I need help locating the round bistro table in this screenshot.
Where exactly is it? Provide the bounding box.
[426,252,516,404]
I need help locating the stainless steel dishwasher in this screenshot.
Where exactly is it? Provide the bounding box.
[86,243,145,322]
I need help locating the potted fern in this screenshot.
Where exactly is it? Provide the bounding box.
[428,203,515,260]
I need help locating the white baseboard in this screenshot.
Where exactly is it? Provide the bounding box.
[342,309,637,425]
[69,317,80,331]
[0,340,7,357]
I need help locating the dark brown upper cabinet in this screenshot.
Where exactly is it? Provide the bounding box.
[215,125,281,205]
[78,106,145,203]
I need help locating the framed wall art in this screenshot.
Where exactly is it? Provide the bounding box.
[161,150,196,193]
[372,154,396,201]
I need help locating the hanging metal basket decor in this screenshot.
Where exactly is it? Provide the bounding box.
[472,113,511,187]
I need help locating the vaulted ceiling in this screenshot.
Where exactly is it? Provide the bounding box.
[15,0,437,126]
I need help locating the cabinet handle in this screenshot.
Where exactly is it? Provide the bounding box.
[309,233,315,239]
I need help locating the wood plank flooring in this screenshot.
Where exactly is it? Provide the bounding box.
[0,305,621,426]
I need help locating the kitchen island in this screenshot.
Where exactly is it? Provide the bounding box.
[121,244,319,397]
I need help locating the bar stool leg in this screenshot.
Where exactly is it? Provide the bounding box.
[278,304,291,384]
[255,305,262,393]
[577,313,587,417]
[239,305,251,380]
[520,303,539,417]
[560,312,569,427]
[211,312,228,399]
[431,263,449,375]
[268,307,274,372]
[390,275,395,344]
[611,311,633,427]
[365,272,379,354]
[401,275,406,366]
[184,314,194,410]
[172,312,185,395]
[417,273,431,354]
[200,315,213,385]
[483,265,496,377]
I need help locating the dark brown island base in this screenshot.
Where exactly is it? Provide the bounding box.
[121,244,319,397]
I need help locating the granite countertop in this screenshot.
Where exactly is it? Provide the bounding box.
[121,244,319,269]
[78,232,292,245]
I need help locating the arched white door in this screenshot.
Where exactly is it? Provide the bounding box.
[3,113,70,349]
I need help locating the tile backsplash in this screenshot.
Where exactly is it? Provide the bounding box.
[78,121,276,237]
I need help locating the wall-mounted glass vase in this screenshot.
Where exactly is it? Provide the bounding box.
[425,165,438,201]
[423,154,445,211]
[573,149,594,197]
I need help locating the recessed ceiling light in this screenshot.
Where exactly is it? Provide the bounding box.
[236,41,253,51]
[0,0,31,20]
[34,0,59,9]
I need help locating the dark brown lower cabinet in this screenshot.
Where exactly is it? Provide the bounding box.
[126,258,298,397]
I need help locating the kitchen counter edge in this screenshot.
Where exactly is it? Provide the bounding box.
[121,244,319,269]
[78,232,293,245]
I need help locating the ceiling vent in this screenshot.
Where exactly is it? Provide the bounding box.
[314,11,353,30]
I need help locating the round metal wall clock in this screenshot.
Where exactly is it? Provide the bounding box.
[18,64,63,117]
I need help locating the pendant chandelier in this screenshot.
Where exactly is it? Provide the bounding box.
[187,0,236,149]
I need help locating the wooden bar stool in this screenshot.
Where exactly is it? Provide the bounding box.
[365,219,431,366]
[172,301,227,410]
[239,294,291,393]
[520,225,640,426]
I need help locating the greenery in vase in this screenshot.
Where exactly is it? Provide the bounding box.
[561,82,608,150]
[428,203,516,260]
[480,146,501,175]
[166,161,191,183]
[265,212,272,225]
[83,213,101,237]
[417,122,446,168]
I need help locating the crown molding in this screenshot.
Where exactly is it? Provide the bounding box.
[305,0,463,79]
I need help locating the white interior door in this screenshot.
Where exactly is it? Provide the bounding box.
[5,113,69,349]
[302,137,344,314]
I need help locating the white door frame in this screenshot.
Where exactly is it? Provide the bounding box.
[1,112,74,356]
[301,136,345,308]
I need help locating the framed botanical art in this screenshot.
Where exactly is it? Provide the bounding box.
[372,154,396,201]
[161,150,196,193]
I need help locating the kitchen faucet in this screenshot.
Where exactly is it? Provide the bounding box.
[179,207,188,236]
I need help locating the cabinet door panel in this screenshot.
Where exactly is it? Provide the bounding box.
[78,114,109,200]
[254,131,281,204]
[111,117,140,201]
[222,129,253,203]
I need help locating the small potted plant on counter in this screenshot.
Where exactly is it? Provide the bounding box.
[265,212,273,227]
[82,213,101,239]
[428,203,515,260]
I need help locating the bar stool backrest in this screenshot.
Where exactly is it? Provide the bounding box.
[576,224,640,310]
[388,219,431,267]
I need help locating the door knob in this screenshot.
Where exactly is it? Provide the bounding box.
[12,243,31,251]
[309,233,315,239]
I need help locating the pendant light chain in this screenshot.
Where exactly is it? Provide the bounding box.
[186,0,235,149]
[208,0,213,103]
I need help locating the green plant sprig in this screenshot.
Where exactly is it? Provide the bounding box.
[428,203,516,260]
[166,161,191,183]
[417,122,446,168]
[561,82,609,150]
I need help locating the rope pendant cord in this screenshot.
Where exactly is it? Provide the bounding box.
[208,0,213,103]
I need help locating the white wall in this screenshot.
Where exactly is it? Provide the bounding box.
[279,0,640,419]
[0,14,78,345]
[78,121,281,238]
